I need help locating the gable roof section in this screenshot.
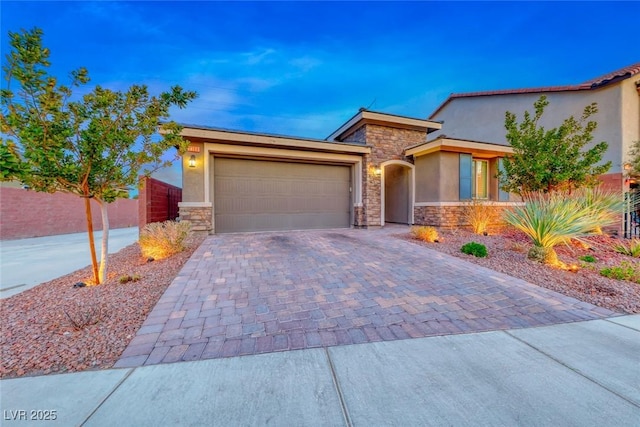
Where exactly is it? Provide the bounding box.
[428,62,640,119]
[327,109,442,142]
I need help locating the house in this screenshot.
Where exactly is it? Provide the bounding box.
[176,109,519,233]
[175,63,639,234]
[428,62,640,193]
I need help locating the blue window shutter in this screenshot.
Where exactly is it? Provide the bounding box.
[459,154,472,200]
[497,158,510,201]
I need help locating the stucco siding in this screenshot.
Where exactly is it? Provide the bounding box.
[415,153,440,202]
[182,143,205,202]
[621,77,640,165]
[431,86,625,173]
[440,152,460,201]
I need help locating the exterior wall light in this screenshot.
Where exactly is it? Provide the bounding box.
[368,164,382,176]
[189,155,196,168]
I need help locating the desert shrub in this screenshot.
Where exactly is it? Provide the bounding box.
[507,241,528,253]
[139,220,191,260]
[119,274,141,284]
[579,255,597,263]
[612,239,640,258]
[503,189,622,265]
[463,199,497,235]
[600,261,640,283]
[411,226,439,243]
[461,241,488,258]
[62,300,108,330]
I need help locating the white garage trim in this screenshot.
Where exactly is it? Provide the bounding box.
[204,142,363,207]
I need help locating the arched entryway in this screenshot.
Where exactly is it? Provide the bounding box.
[381,160,414,225]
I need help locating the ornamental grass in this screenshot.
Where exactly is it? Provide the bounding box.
[139,220,191,260]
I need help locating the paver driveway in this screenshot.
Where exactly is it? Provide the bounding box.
[116,227,615,367]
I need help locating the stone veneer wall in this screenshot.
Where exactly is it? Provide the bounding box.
[343,124,427,227]
[414,204,513,230]
[354,206,365,228]
[178,205,213,232]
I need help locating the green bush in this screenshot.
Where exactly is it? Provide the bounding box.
[461,242,488,258]
[139,220,191,260]
[600,261,640,283]
[579,254,597,263]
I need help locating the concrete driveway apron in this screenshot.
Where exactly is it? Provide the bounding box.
[116,227,615,368]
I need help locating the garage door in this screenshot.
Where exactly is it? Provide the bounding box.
[214,158,351,233]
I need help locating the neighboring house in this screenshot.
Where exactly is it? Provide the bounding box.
[175,63,639,235]
[175,110,518,233]
[428,62,640,192]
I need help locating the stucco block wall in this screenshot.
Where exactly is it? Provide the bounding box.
[343,124,426,226]
[599,172,624,193]
[0,186,138,240]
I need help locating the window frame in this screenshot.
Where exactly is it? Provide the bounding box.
[472,159,489,200]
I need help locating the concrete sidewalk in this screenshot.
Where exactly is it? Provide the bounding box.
[2,315,638,426]
[0,227,139,299]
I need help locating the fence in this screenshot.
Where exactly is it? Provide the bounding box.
[623,190,640,238]
[138,177,182,229]
[0,185,138,240]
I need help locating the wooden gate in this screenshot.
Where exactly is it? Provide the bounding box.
[138,176,183,228]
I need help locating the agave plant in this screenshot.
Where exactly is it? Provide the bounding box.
[503,188,622,265]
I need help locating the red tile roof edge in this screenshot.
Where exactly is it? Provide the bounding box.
[428,62,640,119]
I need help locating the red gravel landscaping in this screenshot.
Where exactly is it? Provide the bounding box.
[2,227,639,380]
[402,228,640,314]
[0,234,205,379]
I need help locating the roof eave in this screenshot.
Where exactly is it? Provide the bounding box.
[171,125,371,155]
[405,136,514,158]
[327,110,442,141]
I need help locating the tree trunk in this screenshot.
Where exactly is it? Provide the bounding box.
[97,199,110,284]
[83,195,100,284]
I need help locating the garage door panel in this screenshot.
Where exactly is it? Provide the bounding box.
[214,158,351,233]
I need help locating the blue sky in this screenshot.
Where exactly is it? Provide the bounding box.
[2,1,639,186]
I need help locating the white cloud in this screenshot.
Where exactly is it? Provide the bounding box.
[241,48,277,65]
[289,56,322,73]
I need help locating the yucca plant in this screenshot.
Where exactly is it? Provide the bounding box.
[503,189,622,265]
[573,187,624,234]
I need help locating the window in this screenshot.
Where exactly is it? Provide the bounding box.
[472,159,488,199]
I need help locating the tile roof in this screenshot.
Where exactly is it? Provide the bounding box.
[429,62,640,119]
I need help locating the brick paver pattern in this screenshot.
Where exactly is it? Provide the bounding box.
[115,227,615,367]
